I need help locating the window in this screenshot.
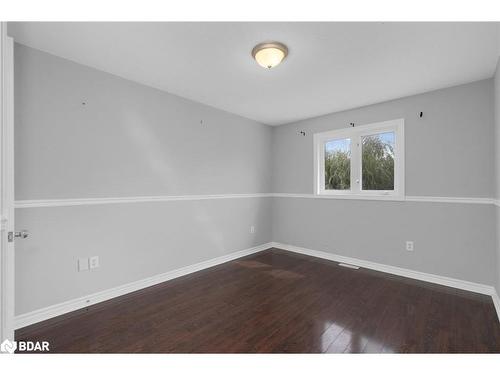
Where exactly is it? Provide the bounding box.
[314,119,404,199]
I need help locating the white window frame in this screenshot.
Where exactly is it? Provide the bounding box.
[313,118,405,200]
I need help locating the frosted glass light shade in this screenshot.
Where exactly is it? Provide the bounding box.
[252,42,288,69]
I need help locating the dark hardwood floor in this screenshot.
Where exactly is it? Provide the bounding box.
[16,248,500,353]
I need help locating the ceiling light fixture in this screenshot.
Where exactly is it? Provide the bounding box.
[251,42,288,69]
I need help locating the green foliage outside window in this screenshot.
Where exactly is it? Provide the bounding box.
[325,150,350,190]
[325,133,394,191]
[361,134,394,190]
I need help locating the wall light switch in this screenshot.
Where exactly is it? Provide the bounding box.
[78,258,89,272]
[250,225,255,234]
[406,241,414,251]
[89,256,100,269]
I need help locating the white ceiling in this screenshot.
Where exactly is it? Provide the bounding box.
[8,22,499,125]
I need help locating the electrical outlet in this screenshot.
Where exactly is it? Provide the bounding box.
[250,225,255,234]
[406,241,414,251]
[89,256,100,269]
[78,258,89,272]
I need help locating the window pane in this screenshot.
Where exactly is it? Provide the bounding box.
[361,132,395,190]
[324,138,351,190]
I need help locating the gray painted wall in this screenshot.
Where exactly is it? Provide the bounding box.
[14,44,273,315]
[272,79,494,197]
[271,80,497,286]
[272,198,496,285]
[15,44,272,199]
[16,198,271,315]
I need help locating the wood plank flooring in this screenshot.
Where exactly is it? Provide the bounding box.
[15,248,500,353]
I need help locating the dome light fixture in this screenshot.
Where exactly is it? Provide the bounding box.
[251,42,288,69]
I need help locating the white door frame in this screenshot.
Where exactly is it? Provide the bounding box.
[0,22,15,342]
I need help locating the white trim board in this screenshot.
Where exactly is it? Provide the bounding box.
[14,242,273,329]
[491,290,500,321]
[273,193,494,205]
[14,193,273,208]
[15,193,495,208]
[492,291,500,323]
[270,242,497,298]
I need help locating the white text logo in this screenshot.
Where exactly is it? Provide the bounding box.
[1,339,50,353]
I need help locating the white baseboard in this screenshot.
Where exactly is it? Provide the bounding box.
[492,291,500,323]
[270,242,497,297]
[14,242,272,329]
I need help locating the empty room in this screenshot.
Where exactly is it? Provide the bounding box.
[1,4,500,368]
